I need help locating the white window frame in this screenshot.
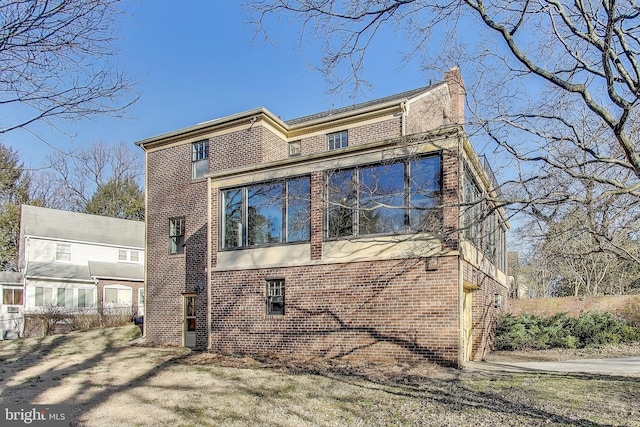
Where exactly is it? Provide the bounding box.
[103,285,133,315]
[2,287,23,305]
[289,140,301,157]
[327,130,348,150]
[55,243,71,262]
[118,249,141,263]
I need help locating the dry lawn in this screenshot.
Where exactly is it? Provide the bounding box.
[1,326,639,426]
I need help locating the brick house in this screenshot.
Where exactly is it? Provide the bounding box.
[136,67,509,366]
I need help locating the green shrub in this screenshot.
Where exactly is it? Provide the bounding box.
[495,310,640,351]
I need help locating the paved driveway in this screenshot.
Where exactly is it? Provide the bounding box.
[466,357,640,376]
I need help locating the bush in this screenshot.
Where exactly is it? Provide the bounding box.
[619,297,640,327]
[495,311,640,351]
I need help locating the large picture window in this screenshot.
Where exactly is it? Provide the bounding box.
[221,176,311,249]
[327,155,442,238]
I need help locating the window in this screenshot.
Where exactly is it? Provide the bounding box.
[463,164,507,271]
[221,176,311,249]
[104,286,133,314]
[289,141,301,157]
[463,165,483,249]
[266,279,285,315]
[326,155,442,238]
[35,287,53,306]
[56,243,71,262]
[138,288,145,316]
[3,288,23,305]
[169,218,185,255]
[118,249,140,263]
[192,140,209,179]
[78,289,94,308]
[56,288,73,308]
[327,130,348,150]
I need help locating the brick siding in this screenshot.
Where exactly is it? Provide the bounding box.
[211,256,460,365]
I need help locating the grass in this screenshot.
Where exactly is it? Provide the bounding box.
[0,325,638,426]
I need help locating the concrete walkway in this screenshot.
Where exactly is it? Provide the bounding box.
[465,357,640,376]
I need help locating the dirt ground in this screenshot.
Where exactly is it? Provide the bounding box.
[1,326,639,426]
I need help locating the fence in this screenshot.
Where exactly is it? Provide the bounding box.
[508,295,640,318]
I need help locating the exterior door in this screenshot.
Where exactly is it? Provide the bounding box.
[463,288,473,361]
[183,294,196,348]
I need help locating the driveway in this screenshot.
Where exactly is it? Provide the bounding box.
[466,357,640,376]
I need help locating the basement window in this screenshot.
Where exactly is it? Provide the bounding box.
[266,278,285,316]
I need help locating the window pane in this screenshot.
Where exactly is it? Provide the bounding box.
[15,288,23,305]
[359,163,405,235]
[327,170,356,237]
[35,287,43,306]
[118,288,132,305]
[248,183,283,246]
[118,250,127,261]
[3,289,10,305]
[57,288,72,307]
[192,159,208,179]
[78,289,86,307]
[130,251,139,262]
[409,156,442,231]
[105,288,117,304]
[222,189,243,248]
[287,177,311,242]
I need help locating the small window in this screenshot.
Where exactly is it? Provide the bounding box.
[56,243,71,262]
[192,140,209,179]
[2,288,23,305]
[118,249,140,263]
[266,279,285,315]
[169,217,185,255]
[289,141,301,157]
[327,130,348,150]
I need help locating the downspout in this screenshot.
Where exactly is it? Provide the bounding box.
[142,147,149,338]
[401,101,407,136]
[457,130,465,369]
[206,176,212,350]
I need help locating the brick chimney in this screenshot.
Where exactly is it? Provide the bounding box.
[444,66,465,125]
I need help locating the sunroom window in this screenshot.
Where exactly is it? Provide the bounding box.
[326,154,442,238]
[221,176,311,249]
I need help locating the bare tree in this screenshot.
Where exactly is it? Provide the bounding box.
[245,0,640,293]
[33,141,143,213]
[0,0,137,135]
[245,1,640,182]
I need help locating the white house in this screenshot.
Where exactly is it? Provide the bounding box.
[0,271,25,339]
[18,205,145,319]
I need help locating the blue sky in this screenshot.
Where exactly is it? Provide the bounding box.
[3,1,439,170]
